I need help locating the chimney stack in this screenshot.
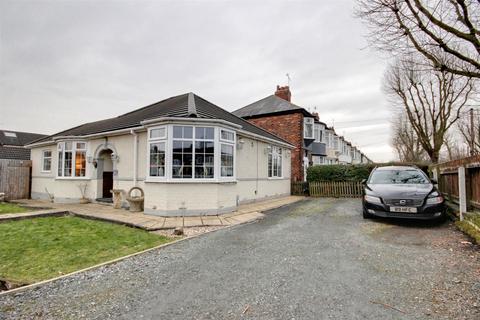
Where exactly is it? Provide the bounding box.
[312,112,319,121]
[274,85,291,102]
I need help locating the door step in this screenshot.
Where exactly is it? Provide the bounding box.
[95,198,113,204]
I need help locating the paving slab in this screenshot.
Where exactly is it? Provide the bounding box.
[2,196,304,230]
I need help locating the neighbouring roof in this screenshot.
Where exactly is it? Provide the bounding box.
[0,146,31,160]
[31,93,290,146]
[232,95,313,119]
[0,130,47,147]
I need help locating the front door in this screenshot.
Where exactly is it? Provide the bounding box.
[102,172,113,198]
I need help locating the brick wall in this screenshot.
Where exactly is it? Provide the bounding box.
[247,112,305,182]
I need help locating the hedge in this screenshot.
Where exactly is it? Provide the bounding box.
[306,162,431,182]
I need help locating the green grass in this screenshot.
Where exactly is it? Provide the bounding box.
[0,202,30,214]
[456,213,480,244]
[0,216,172,284]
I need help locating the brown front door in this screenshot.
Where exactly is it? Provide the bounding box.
[102,172,113,198]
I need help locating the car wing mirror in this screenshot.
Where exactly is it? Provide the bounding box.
[430,178,438,185]
[361,179,367,185]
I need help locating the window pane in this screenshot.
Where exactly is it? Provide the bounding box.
[44,151,52,158]
[205,128,214,140]
[58,152,63,176]
[64,151,73,176]
[221,130,234,141]
[195,127,205,139]
[43,158,51,171]
[75,151,86,177]
[65,142,72,151]
[221,144,234,177]
[149,142,165,177]
[205,142,214,154]
[150,127,166,139]
[173,126,183,138]
[76,142,86,150]
[183,126,193,139]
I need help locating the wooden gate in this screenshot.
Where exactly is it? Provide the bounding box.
[291,181,363,198]
[0,159,32,200]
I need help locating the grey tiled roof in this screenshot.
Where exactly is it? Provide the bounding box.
[233,95,312,118]
[0,130,47,146]
[32,93,290,145]
[0,146,31,160]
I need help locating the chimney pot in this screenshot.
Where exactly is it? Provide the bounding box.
[274,85,291,102]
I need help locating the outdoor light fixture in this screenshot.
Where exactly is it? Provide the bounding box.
[237,138,245,150]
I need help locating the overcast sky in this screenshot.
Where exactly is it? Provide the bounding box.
[0,0,394,161]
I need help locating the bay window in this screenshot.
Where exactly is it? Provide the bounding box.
[57,141,86,178]
[147,125,236,181]
[304,117,314,139]
[268,145,282,178]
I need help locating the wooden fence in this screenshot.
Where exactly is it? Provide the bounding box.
[292,181,363,198]
[431,154,480,211]
[0,159,32,200]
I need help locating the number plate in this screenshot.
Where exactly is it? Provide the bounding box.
[390,206,417,213]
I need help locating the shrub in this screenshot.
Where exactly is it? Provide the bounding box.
[307,162,431,182]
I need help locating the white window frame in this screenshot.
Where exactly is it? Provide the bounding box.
[268,145,283,178]
[147,125,167,181]
[303,117,314,139]
[56,141,88,179]
[219,128,236,179]
[41,150,52,172]
[146,124,237,183]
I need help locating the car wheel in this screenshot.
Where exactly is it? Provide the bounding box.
[363,207,372,219]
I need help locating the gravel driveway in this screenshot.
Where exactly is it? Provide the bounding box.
[1,198,479,320]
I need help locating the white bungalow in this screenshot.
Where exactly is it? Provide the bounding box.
[26,93,293,216]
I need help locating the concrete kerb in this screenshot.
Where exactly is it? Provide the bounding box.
[0,209,264,297]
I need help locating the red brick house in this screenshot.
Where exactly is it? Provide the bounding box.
[233,86,327,182]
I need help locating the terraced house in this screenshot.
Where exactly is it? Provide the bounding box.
[25,93,293,216]
[233,86,371,181]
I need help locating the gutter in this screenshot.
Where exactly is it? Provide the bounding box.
[130,130,138,186]
[140,117,243,129]
[25,126,145,148]
[25,119,294,150]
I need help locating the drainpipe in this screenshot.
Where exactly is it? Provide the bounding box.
[130,130,138,187]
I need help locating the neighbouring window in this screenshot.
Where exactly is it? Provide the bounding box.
[57,141,86,177]
[304,118,314,139]
[42,150,52,171]
[268,145,282,178]
[312,156,325,165]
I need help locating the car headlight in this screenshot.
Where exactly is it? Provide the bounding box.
[364,195,382,204]
[426,196,443,205]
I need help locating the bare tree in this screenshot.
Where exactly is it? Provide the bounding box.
[391,112,427,161]
[384,58,476,163]
[443,132,470,160]
[356,0,480,78]
[457,108,480,154]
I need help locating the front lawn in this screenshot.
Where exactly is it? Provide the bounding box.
[0,216,172,284]
[0,202,30,214]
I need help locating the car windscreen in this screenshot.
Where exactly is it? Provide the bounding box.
[368,169,429,184]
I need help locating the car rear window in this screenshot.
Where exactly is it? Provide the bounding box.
[368,169,429,184]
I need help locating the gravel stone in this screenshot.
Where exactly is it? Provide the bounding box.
[0,198,478,319]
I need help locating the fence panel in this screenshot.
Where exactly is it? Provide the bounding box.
[0,159,32,200]
[308,181,363,198]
